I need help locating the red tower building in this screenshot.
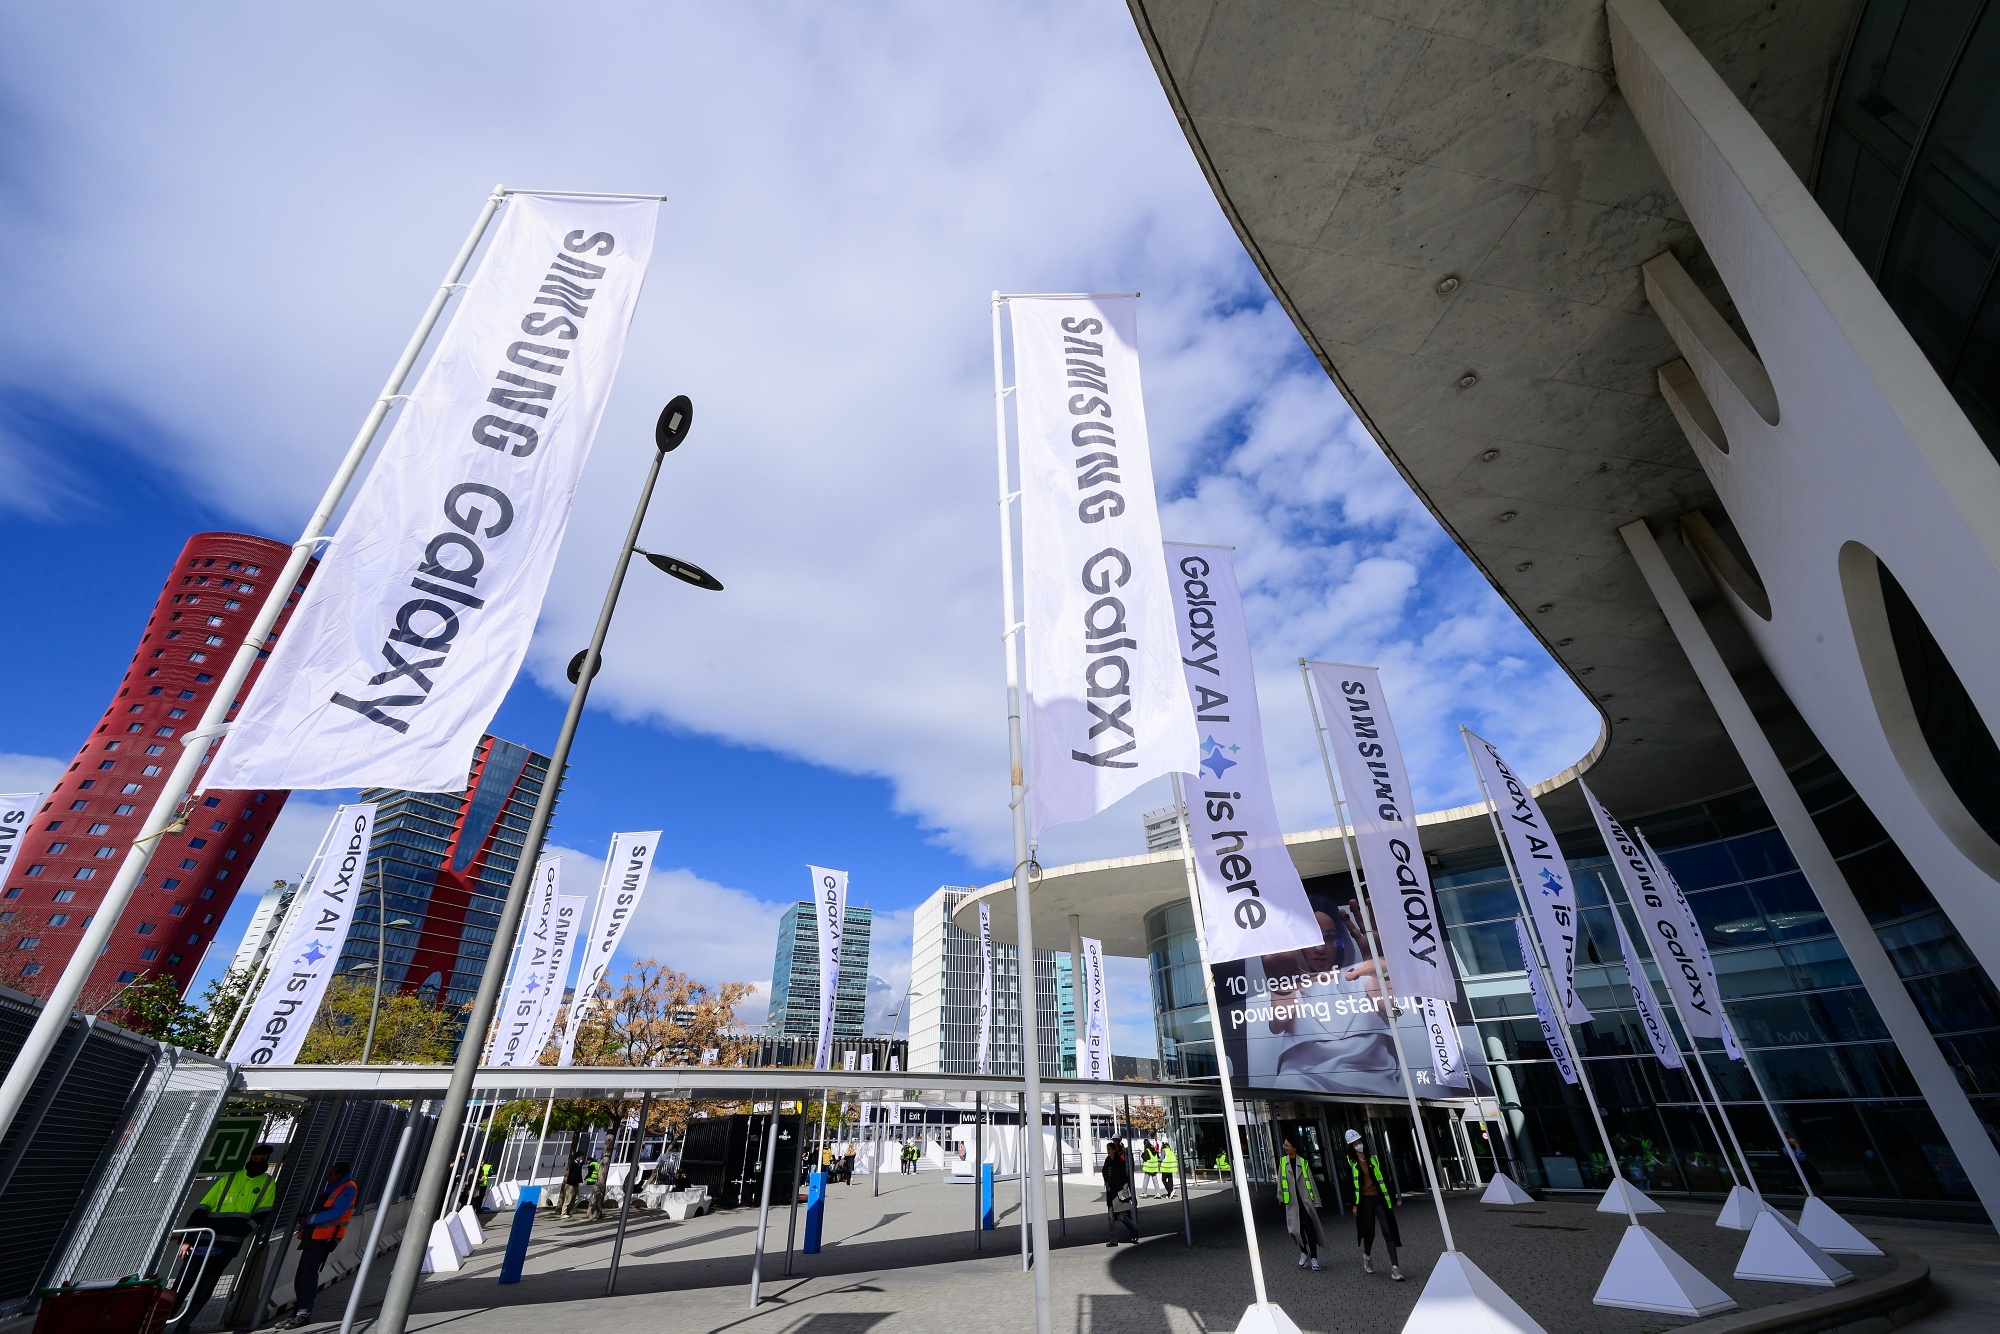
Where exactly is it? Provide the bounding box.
[0,532,313,1000]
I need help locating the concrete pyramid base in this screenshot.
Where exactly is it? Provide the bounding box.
[1597,1178,1665,1215]
[1734,1208,1854,1287]
[1798,1196,1884,1256]
[1480,1173,1535,1205]
[1716,1185,1763,1230]
[1593,1225,1737,1317]
[1232,1303,1305,1334]
[421,1218,463,1273]
[1402,1251,1546,1334]
[454,1204,485,1247]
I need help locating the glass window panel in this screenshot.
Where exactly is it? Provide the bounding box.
[1860,1102,1977,1199]
[1940,1031,2000,1095]
[1786,1102,1897,1197]
[1838,839,1940,922]
[1690,885,1767,947]
[1660,843,1737,891]
[1810,987,1892,1042]
[1754,1048,1850,1099]
[1715,946,1793,998]
[1784,937,1863,991]
[1572,860,1614,908]
[1879,910,1977,977]
[1838,1043,1922,1098]
[1906,969,2000,1034]
[1436,883,1518,927]
[1728,994,1820,1047]
[1749,873,1830,942]
[1728,829,1795,880]
[1702,1051,1758,1102]
[1449,920,1522,977]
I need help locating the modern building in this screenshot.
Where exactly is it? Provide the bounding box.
[0,533,309,997]
[948,0,2000,1223]
[1141,805,1183,854]
[907,886,1069,1079]
[227,877,299,979]
[745,1035,908,1072]
[765,901,872,1041]
[337,734,557,1016]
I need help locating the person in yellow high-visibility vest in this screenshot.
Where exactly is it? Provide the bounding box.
[1276,1138,1324,1271]
[173,1144,277,1329]
[1214,1150,1231,1174]
[1159,1142,1179,1198]
[1138,1142,1162,1197]
[1345,1128,1402,1280]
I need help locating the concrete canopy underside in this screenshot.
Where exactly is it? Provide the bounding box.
[1125,0,1862,822]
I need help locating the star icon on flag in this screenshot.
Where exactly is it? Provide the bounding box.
[1199,736,1237,780]
[297,941,328,966]
[525,976,541,994]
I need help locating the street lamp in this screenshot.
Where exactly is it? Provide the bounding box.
[377,397,722,1334]
[357,907,417,1065]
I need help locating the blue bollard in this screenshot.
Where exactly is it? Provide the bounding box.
[803,1170,827,1253]
[497,1185,541,1284]
[980,1163,995,1230]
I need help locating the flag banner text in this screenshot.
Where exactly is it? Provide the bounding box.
[976,901,994,1076]
[1612,907,1684,1069]
[559,830,661,1066]
[1466,731,1591,1023]
[1010,294,1196,838]
[490,857,559,1067]
[0,792,43,884]
[1081,936,1111,1081]
[1638,829,1743,1059]
[527,893,586,1062]
[1585,784,1723,1041]
[810,865,848,1072]
[1308,662,1452,1000]
[1516,918,1578,1085]
[1415,996,1469,1089]
[207,194,660,792]
[227,804,377,1065]
[1164,543,1320,963]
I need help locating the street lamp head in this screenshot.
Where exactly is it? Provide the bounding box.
[388,917,416,929]
[655,395,693,453]
[643,552,724,591]
[349,961,378,973]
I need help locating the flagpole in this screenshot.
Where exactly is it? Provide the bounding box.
[1302,662,1456,1251]
[990,292,1053,1334]
[1461,729,1641,1227]
[1168,771,1272,1306]
[211,817,342,1058]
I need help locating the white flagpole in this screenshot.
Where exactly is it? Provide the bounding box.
[1302,662,1457,1251]
[0,185,511,1149]
[1169,771,1272,1306]
[1461,728,1642,1228]
[990,293,1052,1334]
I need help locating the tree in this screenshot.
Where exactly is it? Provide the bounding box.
[297,974,461,1065]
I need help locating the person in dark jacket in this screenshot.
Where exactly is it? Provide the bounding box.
[1101,1140,1139,1245]
[559,1152,585,1218]
[275,1161,355,1328]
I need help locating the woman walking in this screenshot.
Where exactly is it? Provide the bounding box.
[1277,1139,1325,1270]
[1101,1140,1140,1245]
[1345,1128,1403,1280]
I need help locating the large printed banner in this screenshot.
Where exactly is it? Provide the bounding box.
[1584,783,1725,1042]
[1612,908,1683,1070]
[559,830,660,1066]
[1163,544,1320,964]
[1638,829,1742,1060]
[1307,662,1452,1001]
[1010,295,1197,839]
[1517,918,1578,1085]
[976,902,994,1076]
[490,858,560,1067]
[227,804,377,1066]
[527,893,586,1062]
[1465,731,1591,1023]
[1080,936,1111,1081]
[207,194,660,793]
[809,865,848,1072]
[0,792,43,884]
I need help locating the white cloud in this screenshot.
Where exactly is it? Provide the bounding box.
[0,753,66,798]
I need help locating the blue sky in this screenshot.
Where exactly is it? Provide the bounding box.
[0,3,1599,1050]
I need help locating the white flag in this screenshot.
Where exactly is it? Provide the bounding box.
[1414,996,1468,1089]
[1308,662,1451,1000]
[1516,918,1578,1085]
[1584,785,1723,1042]
[843,1049,858,1072]
[489,857,560,1067]
[1010,294,1198,839]
[1164,544,1320,963]
[0,792,43,885]
[976,902,994,1076]
[861,1052,874,1071]
[809,865,848,1072]
[1611,908,1683,1069]
[206,194,659,793]
[227,804,377,1065]
[1465,730,1591,1023]
[524,892,586,1063]
[559,830,661,1066]
[1080,936,1111,1081]
[1637,829,1742,1060]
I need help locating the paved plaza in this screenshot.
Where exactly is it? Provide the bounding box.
[246,1171,2000,1334]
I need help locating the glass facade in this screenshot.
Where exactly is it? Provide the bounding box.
[766,902,873,1041]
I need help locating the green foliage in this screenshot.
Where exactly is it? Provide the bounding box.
[106,968,254,1052]
[298,974,463,1064]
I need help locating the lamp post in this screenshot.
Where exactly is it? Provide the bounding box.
[376,397,719,1334]
[872,985,921,1196]
[355,895,417,1065]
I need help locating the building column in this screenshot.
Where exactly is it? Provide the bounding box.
[1621,517,2000,1220]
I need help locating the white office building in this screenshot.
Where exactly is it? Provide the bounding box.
[907,886,1069,1078]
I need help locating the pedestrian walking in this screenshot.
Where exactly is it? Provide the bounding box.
[274,1160,355,1329]
[1140,1142,1161,1198]
[169,1144,277,1330]
[1345,1129,1402,1280]
[583,1154,605,1221]
[1101,1140,1139,1245]
[1277,1139,1324,1271]
[558,1151,585,1217]
[1160,1140,1179,1198]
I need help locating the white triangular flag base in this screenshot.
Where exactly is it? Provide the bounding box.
[1480,1173,1535,1205]
[1594,1225,1737,1316]
[454,1203,485,1246]
[1798,1196,1883,1256]
[1597,1178,1665,1215]
[1716,1185,1763,1230]
[1402,1251,1547,1334]
[1734,1208,1854,1287]
[1232,1302,1305,1334]
[420,1218,463,1273]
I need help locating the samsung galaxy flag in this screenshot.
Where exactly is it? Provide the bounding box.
[206,194,659,793]
[1612,908,1683,1069]
[1516,918,1578,1085]
[1081,936,1111,1081]
[491,858,560,1067]
[1164,544,1321,963]
[1308,663,1451,1001]
[1465,731,1591,1023]
[559,830,661,1066]
[810,866,848,1072]
[527,893,586,1062]
[1638,829,1742,1060]
[0,793,42,885]
[1415,996,1468,1089]
[1010,295,1198,839]
[227,804,377,1066]
[1584,784,1722,1042]
[976,901,994,1076]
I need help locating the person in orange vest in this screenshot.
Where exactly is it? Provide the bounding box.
[275,1160,355,1329]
